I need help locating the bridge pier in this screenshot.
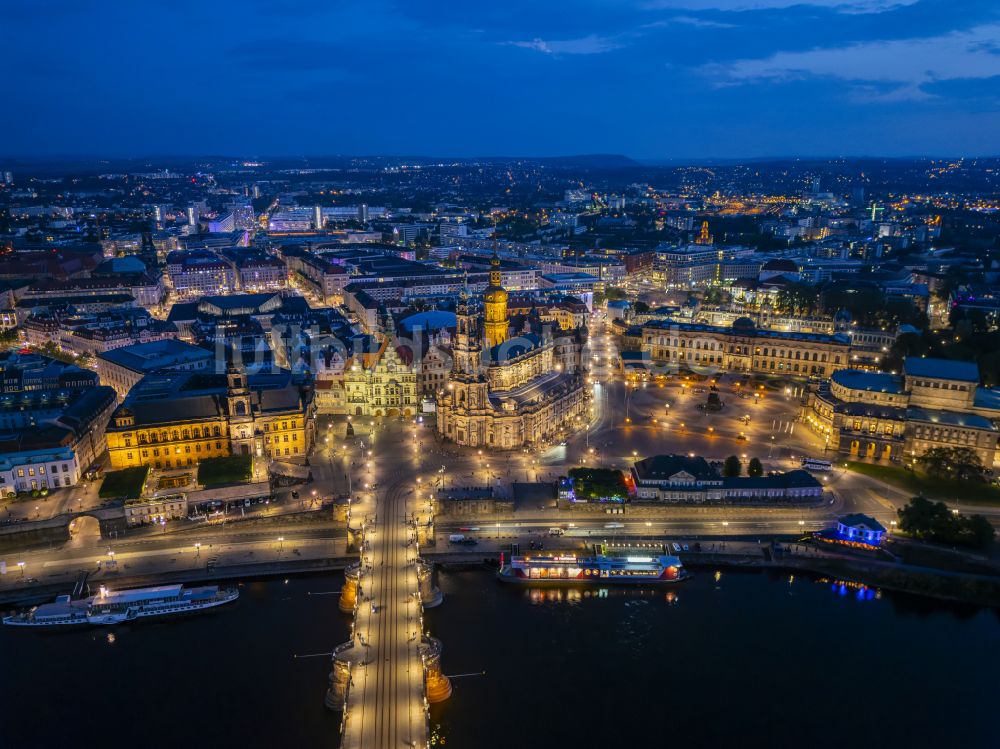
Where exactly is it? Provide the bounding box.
[419,636,453,704]
[416,558,442,608]
[416,519,435,547]
[345,524,363,553]
[325,640,358,712]
[338,562,364,613]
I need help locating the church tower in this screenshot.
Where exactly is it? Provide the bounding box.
[695,220,713,245]
[483,253,509,349]
[452,289,483,378]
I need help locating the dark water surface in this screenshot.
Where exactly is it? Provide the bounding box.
[2,569,998,749]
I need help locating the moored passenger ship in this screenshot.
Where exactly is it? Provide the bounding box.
[3,583,239,627]
[498,545,688,585]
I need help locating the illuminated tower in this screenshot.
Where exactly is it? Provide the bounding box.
[452,288,483,378]
[483,253,509,349]
[695,220,713,245]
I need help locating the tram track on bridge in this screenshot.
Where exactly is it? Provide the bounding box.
[355,473,413,748]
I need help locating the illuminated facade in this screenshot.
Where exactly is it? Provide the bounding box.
[803,358,1000,466]
[106,366,314,470]
[483,255,509,349]
[436,273,589,449]
[342,336,418,418]
[641,317,851,378]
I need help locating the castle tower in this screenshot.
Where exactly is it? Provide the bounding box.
[483,253,509,349]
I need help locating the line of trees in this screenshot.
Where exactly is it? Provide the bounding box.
[917,447,987,483]
[773,280,928,330]
[723,455,764,477]
[897,496,995,550]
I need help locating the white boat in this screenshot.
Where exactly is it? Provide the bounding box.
[1,595,89,628]
[3,584,239,627]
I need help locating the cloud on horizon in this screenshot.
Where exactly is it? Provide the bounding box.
[703,23,1000,101]
[641,0,918,12]
[506,34,624,55]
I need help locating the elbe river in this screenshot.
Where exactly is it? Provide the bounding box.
[2,567,997,749]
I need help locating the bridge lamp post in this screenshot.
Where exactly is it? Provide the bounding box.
[195,542,201,558]
[278,536,284,552]
[17,561,25,577]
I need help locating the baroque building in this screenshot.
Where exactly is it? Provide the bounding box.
[640,317,852,378]
[436,258,590,449]
[803,357,1000,466]
[105,366,314,470]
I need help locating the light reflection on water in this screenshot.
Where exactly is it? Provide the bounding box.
[428,568,1000,749]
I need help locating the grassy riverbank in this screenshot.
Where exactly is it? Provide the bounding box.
[845,461,1000,506]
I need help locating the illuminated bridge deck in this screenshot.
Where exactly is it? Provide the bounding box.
[340,480,426,749]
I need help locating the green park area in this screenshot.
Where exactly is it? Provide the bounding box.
[568,467,628,502]
[846,460,1000,506]
[197,455,254,487]
[99,466,150,499]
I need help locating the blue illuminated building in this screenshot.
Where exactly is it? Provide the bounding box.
[835,514,887,547]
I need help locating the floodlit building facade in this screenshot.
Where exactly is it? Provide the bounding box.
[436,256,589,449]
[803,357,1000,465]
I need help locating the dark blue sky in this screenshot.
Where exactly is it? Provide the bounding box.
[5,0,1000,159]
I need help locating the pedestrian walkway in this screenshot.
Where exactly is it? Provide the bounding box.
[339,479,427,749]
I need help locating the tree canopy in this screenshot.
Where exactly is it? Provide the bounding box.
[897,496,995,549]
[723,455,742,477]
[917,447,986,483]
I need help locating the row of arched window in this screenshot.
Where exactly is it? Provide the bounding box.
[138,426,223,444]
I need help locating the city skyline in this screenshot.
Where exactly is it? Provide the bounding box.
[5,0,1000,159]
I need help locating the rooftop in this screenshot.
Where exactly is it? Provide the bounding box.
[904,357,979,383]
[633,454,720,483]
[906,407,996,431]
[97,340,213,373]
[831,369,904,394]
[838,514,887,533]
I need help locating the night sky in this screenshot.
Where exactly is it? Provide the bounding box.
[5,0,1000,158]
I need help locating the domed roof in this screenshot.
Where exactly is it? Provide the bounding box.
[484,287,508,304]
[732,316,756,330]
[762,258,798,273]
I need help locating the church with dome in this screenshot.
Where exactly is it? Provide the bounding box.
[436,255,590,449]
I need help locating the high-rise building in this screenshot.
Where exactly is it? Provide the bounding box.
[2,170,13,185]
[314,205,324,230]
[227,201,256,232]
[208,211,236,233]
[152,204,170,227]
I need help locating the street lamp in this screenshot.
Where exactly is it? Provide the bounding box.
[195,542,201,558]
[17,561,25,577]
[278,536,284,551]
